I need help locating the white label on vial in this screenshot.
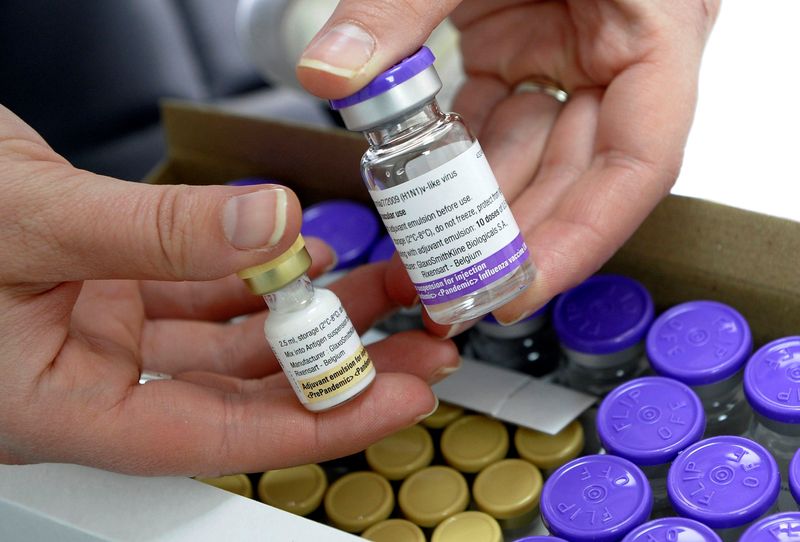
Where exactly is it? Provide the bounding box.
[268,303,374,405]
[370,142,529,306]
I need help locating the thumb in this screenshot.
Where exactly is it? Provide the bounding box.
[296,0,461,99]
[1,166,302,284]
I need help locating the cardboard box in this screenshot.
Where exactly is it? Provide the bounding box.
[3,101,799,541]
[148,100,800,348]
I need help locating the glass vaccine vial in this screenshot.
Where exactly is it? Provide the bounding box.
[540,454,653,542]
[553,274,654,455]
[739,512,800,542]
[330,46,534,325]
[667,436,780,542]
[553,274,655,397]
[597,377,706,518]
[464,304,561,378]
[744,337,800,512]
[647,300,754,437]
[791,449,800,510]
[237,235,375,411]
[621,517,722,542]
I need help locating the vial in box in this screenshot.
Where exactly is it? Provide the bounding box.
[667,436,780,542]
[553,274,655,397]
[301,199,380,286]
[621,517,722,542]
[237,235,375,411]
[597,376,705,518]
[464,304,561,378]
[744,337,800,511]
[792,450,800,510]
[553,274,654,455]
[739,512,800,542]
[540,454,652,542]
[330,46,534,325]
[647,300,753,437]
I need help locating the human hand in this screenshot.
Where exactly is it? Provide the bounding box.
[296,0,719,335]
[0,105,456,476]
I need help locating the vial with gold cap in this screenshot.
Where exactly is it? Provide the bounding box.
[238,235,376,411]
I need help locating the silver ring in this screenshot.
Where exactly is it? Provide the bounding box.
[514,79,569,103]
[139,371,173,385]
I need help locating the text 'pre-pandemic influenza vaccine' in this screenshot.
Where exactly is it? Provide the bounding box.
[330,46,534,325]
[238,236,375,411]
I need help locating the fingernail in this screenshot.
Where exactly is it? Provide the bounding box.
[223,188,287,250]
[496,305,542,326]
[403,296,420,309]
[442,320,473,340]
[430,360,461,384]
[414,396,440,424]
[298,22,375,78]
[323,254,339,274]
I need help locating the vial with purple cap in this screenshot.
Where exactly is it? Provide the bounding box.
[598,377,706,517]
[553,274,654,397]
[540,454,653,542]
[330,46,534,325]
[646,300,753,437]
[553,274,654,453]
[739,512,800,541]
[368,234,424,334]
[667,436,780,542]
[621,517,722,542]
[791,449,800,511]
[301,199,380,286]
[744,336,800,512]
[464,303,561,378]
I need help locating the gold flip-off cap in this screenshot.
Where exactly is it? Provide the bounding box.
[514,419,584,471]
[195,474,253,499]
[431,511,502,542]
[258,464,327,517]
[237,235,312,295]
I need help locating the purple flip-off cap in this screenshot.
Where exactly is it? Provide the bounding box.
[740,512,800,541]
[621,517,722,542]
[597,376,705,466]
[368,234,396,264]
[541,454,653,542]
[513,538,568,542]
[744,336,800,424]
[225,177,275,186]
[667,436,780,530]
[301,200,380,271]
[646,300,752,386]
[329,47,435,110]
[792,449,800,505]
[553,274,655,355]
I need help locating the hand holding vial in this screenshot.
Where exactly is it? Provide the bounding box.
[0,105,458,475]
[296,0,720,333]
